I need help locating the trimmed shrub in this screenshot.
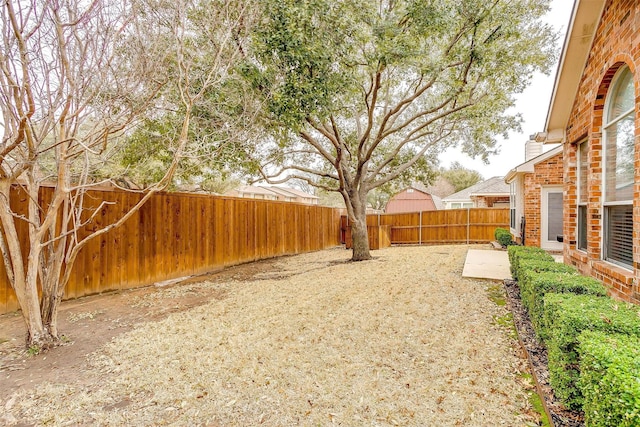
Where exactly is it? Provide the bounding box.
[578,331,640,427]
[494,227,513,247]
[507,246,554,280]
[518,260,578,302]
[542,293,640,409]
[519,270,606,341]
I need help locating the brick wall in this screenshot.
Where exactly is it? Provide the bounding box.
[522,152,564,248]
[471,195,509,208]
[562,0,640,304]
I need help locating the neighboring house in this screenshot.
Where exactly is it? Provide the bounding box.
[227,185,279,201]
[442,177,509,209]
[385,184,443,213]
[505,141,563,250]
[226,185,319,205]
[267,186,320,205]
[535,0,639,304]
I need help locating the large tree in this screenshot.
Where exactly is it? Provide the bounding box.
[440,161,484,192]
[0,0,252,349]
[241,0,556,260]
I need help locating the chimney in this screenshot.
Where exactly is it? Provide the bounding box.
[524,140,542,161]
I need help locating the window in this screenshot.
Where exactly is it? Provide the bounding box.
[450,202,473,209]
[603,66,635,268]
[509,181,516,230]
[577,140,588,251]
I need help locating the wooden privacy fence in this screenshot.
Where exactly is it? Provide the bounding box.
[341,208,509,247]
[0,188,341,315]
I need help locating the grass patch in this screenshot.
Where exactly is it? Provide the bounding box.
[493,312,517,340]
[520,373,551,427]
[487,284,506,306]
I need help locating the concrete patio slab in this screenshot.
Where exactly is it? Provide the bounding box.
[462,249,511,280]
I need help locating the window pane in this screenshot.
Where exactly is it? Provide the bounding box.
[605,205,633,267]
[547,192,563,241]
[605,113,635,202]
[578,142,588,204]
[578,205,587,251]
[606,68,634,120]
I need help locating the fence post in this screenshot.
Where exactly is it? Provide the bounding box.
[419,211,422,245]
[466,208,470,244]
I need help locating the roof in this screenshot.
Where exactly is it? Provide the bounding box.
[387,182,444,210]
[442,177,509,202]
[385,184,444,212]
[504,144,563,183]
[396,184,444,209]
[431,194,444,210]
[542,0,606,143]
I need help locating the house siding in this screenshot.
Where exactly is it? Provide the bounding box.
[563,0,640,304]
[385,189,438,213]
[522,152,564,248]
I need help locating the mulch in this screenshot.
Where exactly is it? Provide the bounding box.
[503,279,584,427]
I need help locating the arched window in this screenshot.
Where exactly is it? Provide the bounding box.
[603,66,635,267]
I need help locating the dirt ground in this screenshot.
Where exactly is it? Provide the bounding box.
[0,245,540,426]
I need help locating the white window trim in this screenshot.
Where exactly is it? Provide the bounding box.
[577,139,588,253]
[601,66,634,269]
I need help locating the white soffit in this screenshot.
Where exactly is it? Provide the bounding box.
[504,144,563,182]
[544,0,606,141]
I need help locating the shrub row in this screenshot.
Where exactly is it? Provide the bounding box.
[507,245,553,281]
[508,245,640,423]
[578,331,640,426]
[520,270,606,341]
[494,227,513,247]
[542,294,640,410]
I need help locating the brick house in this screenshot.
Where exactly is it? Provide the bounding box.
[385,185,443,213]
[442,176,510,209]
[536,0,640,304]
[227,185,319,205]
[505,142,563,250]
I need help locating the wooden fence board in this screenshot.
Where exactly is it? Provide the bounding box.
[342,208,509,246]
[0,188,341,315]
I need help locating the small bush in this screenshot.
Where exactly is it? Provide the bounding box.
[519,270,606,341]
[517,260,577,300]
[578,331,640,426]
[507,246,554,280]
[542,293,640,409]
[494,227,513,247]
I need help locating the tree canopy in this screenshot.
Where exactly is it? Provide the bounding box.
[241,0,556,259]
[440,161,484,193]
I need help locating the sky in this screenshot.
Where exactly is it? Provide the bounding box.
[0,1,575,181]
[439,0,575,179]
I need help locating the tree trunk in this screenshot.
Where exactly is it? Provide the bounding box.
[349,190,371,261]
[351,215,371,261]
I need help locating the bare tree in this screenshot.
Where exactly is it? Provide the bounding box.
[0,0,252,349]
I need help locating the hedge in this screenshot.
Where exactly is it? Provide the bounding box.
[578,331,640,426]
[507,246,554,281]
[519,270,606,341]
[542,293,640,410]
[494,227,513,247]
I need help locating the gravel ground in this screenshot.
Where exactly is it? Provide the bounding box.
[2,245,537,426]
